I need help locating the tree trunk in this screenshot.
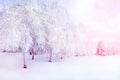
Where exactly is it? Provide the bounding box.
[31,49,35,60]
[22,52,27,68]
[49,48,52,62]
[32,52,34,60]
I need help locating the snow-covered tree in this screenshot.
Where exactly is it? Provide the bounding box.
[0,0,80,67]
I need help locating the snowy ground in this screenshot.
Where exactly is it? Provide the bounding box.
[0,52,120,80]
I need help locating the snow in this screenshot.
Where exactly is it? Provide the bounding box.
[0,4,71,55]
[0,52,120,80]
[0,0,120,79]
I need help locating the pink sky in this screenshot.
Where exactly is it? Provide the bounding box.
[66,0,120,42]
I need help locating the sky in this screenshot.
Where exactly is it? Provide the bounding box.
[67,0,120,23]
[65,0,120,42]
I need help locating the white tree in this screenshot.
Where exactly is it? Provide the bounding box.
[0,1,72,67]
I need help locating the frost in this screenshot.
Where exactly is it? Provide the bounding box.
[0,0,119,57]
[0,2,72,57]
